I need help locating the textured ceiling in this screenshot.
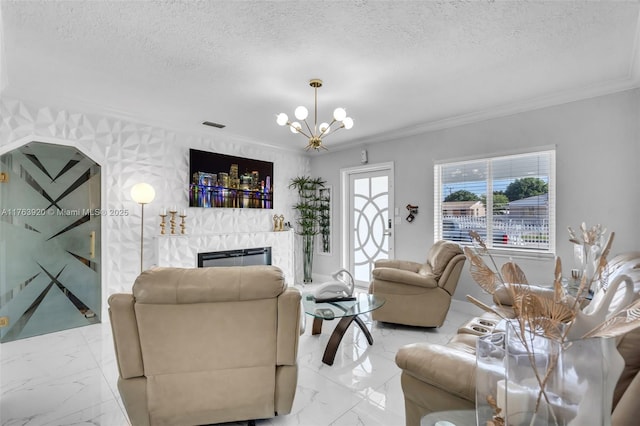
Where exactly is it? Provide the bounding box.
[1,1,639,153]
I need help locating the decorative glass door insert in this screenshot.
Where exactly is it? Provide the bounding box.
[0,142,101,343]
[348,166,393,285]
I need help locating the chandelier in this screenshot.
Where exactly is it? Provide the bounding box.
[276,79,353,151]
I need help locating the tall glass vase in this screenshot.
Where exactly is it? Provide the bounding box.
[476,332,507,425]
[501,323,621,426]
[476,321,623,426]
[303,234,315,283]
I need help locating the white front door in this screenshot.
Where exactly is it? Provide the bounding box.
[342,163,394,287]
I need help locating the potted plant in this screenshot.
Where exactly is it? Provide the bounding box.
[289,176,325,282]
[318,188,331,253]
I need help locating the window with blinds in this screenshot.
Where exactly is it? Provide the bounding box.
[434,149,555,253]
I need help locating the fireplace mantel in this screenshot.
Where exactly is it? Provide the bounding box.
[155,230,295,285]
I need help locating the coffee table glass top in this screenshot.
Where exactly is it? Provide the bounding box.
[302,293,385,320]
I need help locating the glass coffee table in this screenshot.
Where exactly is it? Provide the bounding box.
[302,293,385,365]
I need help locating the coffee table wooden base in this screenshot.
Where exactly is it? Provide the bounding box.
[312,315,374,365]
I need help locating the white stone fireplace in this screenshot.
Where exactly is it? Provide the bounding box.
[155,230,295,285]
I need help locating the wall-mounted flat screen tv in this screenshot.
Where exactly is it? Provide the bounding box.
[189,149,273,209]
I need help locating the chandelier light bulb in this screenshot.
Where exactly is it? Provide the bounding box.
[276,113,288,126]
[319,122,331,134]
[342,117,354,130]
[333,107,347,121]
[294,106,309,120]
[290,122,301,133]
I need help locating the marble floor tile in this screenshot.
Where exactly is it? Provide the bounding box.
[1,366,122,426]
[1,299,477,426]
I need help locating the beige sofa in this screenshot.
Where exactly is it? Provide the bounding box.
[369,240,466,327]
[108,265,301,426]
[395,252,640,426]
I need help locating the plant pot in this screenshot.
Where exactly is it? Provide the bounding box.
[303,234,314,283]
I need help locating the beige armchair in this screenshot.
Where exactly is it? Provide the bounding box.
[368,240,466,327]
[108,265,301,426]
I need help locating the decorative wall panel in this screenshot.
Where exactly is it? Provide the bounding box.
[0,96,309,319]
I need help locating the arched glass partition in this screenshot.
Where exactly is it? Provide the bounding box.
[0,141,101,342]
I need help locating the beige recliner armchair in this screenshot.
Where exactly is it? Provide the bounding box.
[108,265,301,426]
[368,240,466,327]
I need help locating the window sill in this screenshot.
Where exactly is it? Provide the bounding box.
[480,247,555,261]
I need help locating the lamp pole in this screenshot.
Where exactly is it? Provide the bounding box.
[139,202,146,273]
[131,183,156,274]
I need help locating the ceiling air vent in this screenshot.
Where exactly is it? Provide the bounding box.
[202,121,226,129]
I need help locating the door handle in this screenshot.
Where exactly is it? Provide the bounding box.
[90,231,95,259]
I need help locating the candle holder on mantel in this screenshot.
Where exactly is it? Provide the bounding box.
[169,207,177,234]
[179,209,187,235]
[159,209,167,235]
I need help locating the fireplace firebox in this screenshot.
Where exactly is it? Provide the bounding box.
[197,247,272,268]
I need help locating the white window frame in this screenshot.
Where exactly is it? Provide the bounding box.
[434,148,556,258]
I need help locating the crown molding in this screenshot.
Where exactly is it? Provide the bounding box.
[329,77,640,154]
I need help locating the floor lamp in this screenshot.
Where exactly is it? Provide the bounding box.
[131,182,156,274]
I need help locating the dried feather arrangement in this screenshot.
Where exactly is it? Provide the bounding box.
[486,394,505,426]
[465,223,640,425]
[568,222,613,294]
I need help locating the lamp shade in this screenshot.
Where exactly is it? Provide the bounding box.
[333,107,346,121]
[294,106,308,120]
[276,113,288,126]
[131,183,156,204]
[319,122,330,134]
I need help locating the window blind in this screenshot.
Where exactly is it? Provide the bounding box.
[434,149,555,253]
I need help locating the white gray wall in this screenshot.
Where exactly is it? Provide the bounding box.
[0,96,310,319]
[311,88,640,303]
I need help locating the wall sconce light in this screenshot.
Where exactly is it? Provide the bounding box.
[131,182,156,273]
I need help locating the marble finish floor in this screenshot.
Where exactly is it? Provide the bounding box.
[0,297,480,426]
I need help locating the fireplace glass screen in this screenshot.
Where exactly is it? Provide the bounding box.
[198,247,272,268]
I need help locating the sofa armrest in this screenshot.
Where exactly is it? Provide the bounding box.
[613,369,640,426]
[493,283,566,307]
[395,340,477,402]
[108,293,144,379]
[276,287,302,366]
[372,267,438,288]
[374,259,423,272]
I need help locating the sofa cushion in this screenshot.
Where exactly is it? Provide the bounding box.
[371,267,438,288]
[396,340,477,402]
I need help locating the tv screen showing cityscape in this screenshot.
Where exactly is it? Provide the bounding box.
[189,149,273,209]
